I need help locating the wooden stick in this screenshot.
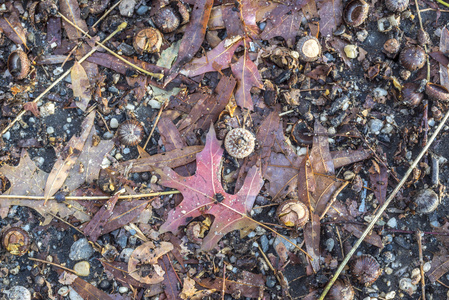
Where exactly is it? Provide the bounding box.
[416,230,426,300]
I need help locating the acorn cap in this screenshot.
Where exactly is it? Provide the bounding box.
[152,6,180,33]
[276,200,309,228]
[343,0,370,27]
[401,82,424,107]
[385,0,409,12]
[7,50,30,80]
[224,128,255,159]
[296,36,321,62]
[399,46,426,71]
[414,189,439,214]
[117,119,145,146]
[425,82,449,102]
[351,254,382,286]
[133,28,163,54]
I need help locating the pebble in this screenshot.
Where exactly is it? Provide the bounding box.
[108,86,119,94]
[260,235,269,252]
[99,279,111,290]
[123,148,130,155]
[34,156,45,167]
[385,291,396,299]
[34,275,45,286]
[103,131,114,139]
[148,99,161,109]
[4,286,31,300]
[386,217,397,228]
[325,238,335,252]
[69,288,84,300]
[40,102,55,117]
[394,236,411,249]
[58,287,69,296]
[110,118,119,129]
[119,0,136,16]
[423,262,431,272]
[266,276,276,288]
[69,238,94,261]
[53,66,64,76]
[119,248,134,262]
[119,287,129,293]
[74,261,90,277]
[369,119,384,134]
[136,5,149,15]
[3,132,10,140]
[117,235,128,248]
[47,127,55,134]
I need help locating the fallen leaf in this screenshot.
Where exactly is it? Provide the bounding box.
[71,61,91,112]
[0,2,28,47]
[160,254,182,300]
[180,277,198,299]
[169,0,214,74]
[318,0,343,38]
[304,213,320,273]
[44,111,96,202]
[439,27,449,89]
[180,39,242,78]
[231,51,263,110]
[83,194,119,242]
[158,125,264,251]
[426,248,449,283]
[69,274,129,300]
[59,0,88,40]
[128,241,173,284]
[369,161,389,205]
[260,9,303,47]
[23,102,40,117]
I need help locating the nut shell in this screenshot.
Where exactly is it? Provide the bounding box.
[276,200,309,228]
[3,227,30,256]
[383,38,400,58]
[417,29,430,45]
[328,280,355,300]
[425,82,449,102]
[414,189,439,214]
[343,0,370,27]
[224,128,255,159]
[7,50,30,80]
[296,36,321,62]
[117,119,145,146]
[385,0,409,12]
[152,6,180,33]
[402,82,423,107]
[399,46,426,71]
[133,28,163,54]
[351,254,382,286]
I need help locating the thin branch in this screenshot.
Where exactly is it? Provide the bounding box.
[318,106,449,299]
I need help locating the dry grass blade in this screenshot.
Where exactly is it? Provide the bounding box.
[318,108,449,299]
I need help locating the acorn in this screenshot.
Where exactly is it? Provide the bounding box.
[328,280,355,300]
[399,46,426,71]
[296,36,321,62]
[276,200,309,228]
[151,2,189,34]
[385,0,409,12]
[2,227,30,256]
[402,82,423,107]
[351,254,382,286]
[224,128,255,159]
[343,0,370,27]
[417,28,430,45]
[414,189,439,214]
[117,119,145,146]
[133,28,163,54]
[291,119,313,145]
[7,50,30,80]
[425,82,449,102]
[382,38,400,58]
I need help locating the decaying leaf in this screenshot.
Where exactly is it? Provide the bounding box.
[0,2,28,47]
[128,241,173,284]
[368,161,389,205]
[304,213,321,274]
[83,194,119,242]
[59,0,88,40]
[318,0,343,38]
[158,125,264,250]
[71,61,91,111]
[231,51,263,110]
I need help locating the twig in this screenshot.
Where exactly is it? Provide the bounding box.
[221,262,226,300]
[57,12,164,79]
[415,0,431,82]
[318,106,449,300]
[0,190,179,201]
[416,230,426,300]
[436,0,449,9]
[319,181,349,219]
[92,0,123,29]
[28,257,77,274]
[142,100,166,152]
[0,22,127,136]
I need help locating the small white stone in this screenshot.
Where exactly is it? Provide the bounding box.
[40,102,55,117]
[58,286,70,296]
[3,132,10,140]
[119,0,136,16]
[119,287,129,293]
[69,288,84,300]
[387,218,397,228]
[53,67,64,76]
[47,127,55,134]
[385,291,396,299]
[110,118,119,129]
[5,286,31,300]
[148,99,161,109]
[50,42,57,48]
[423,262,431,272]
[67,117,72,123]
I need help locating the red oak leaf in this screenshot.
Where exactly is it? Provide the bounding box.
[231,51,263,110]
[158,125,264,251]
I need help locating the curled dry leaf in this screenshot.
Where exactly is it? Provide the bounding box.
[71,61,91,111]
[128,241,174,284]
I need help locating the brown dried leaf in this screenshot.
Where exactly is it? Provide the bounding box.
[23,102,39,117]
[169,0,214,73]
[231,51,263,110]
[71,61,91,111]
[304,213,321,273]
[59,0,88,40]
[83,194,119,242]
[69,274,128,300]
[160,255,182,300]
[180,39,242,77]
[128,241,173,284]
[318,0,343,38]
[44,111,96,202]
[439,27,449,89]
[100,200,151,236]
[0,3,28,47]
[368,161,389,205]
[427,248,449,283]
[260,9,303,47]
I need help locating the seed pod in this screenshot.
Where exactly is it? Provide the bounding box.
[152,6,180,33]
[417,29,430,45]
[385,0,409,12]
[186,221,206,244]
[328,280,355,300]
[117,119,145,146]
[7,50,30,80]
[276,200,309,228]
[224,128,255,159]
[414,189,439,214]
[399,46,426,71]
[401,82,423,107]
[343,0,370,27]
[296,36,321,62]
[425,82,449,102]
[133,28,163,54]
[2,227,30,256]
[351,254,382,286]
[291,120,313,145]
[383,38,400,58]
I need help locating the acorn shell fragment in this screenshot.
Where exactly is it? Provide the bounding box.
[351,254,382,286]
[224,128,255,159]
[414,189,439,214]
[2,227,30,256]
[425,82,449,102]
[296,36,321,62]
[117,119,145,146]
[133,28,163,54]
[7,50,30,80]
[276,200,309,228]
[328,280,355,300]
[343,0,370,27]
